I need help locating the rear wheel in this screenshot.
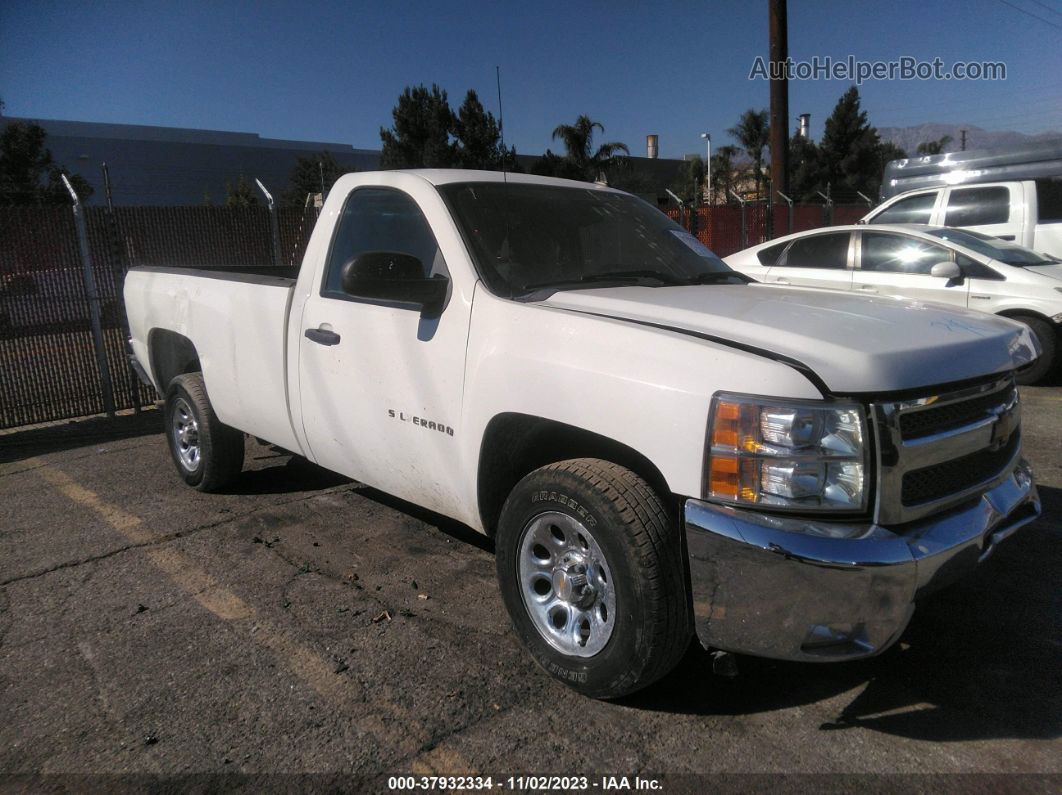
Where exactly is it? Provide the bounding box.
[495,458,691,699]
[1012,315,1057,385]
[164,373,244,491]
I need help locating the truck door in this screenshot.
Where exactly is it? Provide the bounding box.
[941,183,1022,243]
[296,186,471,519]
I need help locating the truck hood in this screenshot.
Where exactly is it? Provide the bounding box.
[540,284,1039,394]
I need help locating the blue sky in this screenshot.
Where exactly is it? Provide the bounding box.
[2,0,1060,159]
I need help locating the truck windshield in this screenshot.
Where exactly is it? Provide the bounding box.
[924,228,1058,266]
[438,181,745,297]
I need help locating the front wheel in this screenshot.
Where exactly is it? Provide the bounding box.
[164,373,244,491]
[495,458,691,699]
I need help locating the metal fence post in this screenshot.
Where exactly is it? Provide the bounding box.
[256,178,282,267]
[62,173,116,417]
[777,190,794,235]
[817,187,834,226]
[729,190,747,250]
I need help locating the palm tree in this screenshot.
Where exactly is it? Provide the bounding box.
[710,145,740,204]
[551,115,629,182]
[727,109,770,199]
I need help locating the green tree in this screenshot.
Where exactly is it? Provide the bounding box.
[818,86,891,198]
[788,133,824,202]
[727,109,770,198]
[529,148,584,180]
[225,175,258,207]
[549,115,629,182]
[670,156,705,203]
[0,120,94,205]
[379,84,456,169]
[916,135,952,156]
[709,144,740,203]
[285,151,345,206]
[453,90,516,170]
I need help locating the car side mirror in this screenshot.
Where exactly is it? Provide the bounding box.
[930,261,962,280]
[340,252,448,316]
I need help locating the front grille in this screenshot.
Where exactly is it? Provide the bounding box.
[899,384,1016,441]
[901,432,1020,506]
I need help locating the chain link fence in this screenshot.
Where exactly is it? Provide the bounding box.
[2,196,867,431]
[0,203,318,429]
[665,202,871,256]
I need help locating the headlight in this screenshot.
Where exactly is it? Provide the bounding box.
[706,393,869,512]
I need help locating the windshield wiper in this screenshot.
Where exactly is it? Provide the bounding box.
[675,271,752,285]
[520,270,683,291]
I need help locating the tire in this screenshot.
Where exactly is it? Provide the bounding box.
[495,458,691,699]
[1013,315,1058,385]
[163,373,244,491]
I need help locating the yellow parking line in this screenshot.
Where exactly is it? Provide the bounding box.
[32,459,478,772]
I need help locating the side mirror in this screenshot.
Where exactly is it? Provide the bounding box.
[340,252,448,316]
[930,261,962,280]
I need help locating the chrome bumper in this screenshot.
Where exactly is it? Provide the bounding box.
[685,459,1040,662]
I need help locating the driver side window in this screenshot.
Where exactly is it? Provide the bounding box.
[323,188,446,295]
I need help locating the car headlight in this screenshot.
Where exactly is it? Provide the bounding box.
[706,393,869,512]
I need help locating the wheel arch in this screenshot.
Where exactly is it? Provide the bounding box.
[996,307,1057,325]
[476,412,675,537]
[148,328,202,392]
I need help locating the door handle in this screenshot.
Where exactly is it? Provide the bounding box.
[773,277,790,284]
[997,235,1015,241]
[305,327,341,346]
[857,284,878,293]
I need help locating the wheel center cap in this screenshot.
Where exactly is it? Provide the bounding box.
[552,558,594,606]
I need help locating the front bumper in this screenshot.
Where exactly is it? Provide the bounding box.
[685,459,1040,662]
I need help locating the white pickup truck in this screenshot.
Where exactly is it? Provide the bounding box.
[125,170,1043,698]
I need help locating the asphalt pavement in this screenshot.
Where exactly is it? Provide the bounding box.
[1,385,1059,791]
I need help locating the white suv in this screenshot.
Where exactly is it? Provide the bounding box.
[725,224,1062,383]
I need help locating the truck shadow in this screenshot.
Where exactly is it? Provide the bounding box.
[220,445,496,553]
[625,484,1062,742]
[224,450,352,495]
[0,409,163,465]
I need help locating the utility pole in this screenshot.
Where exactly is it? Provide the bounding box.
[960,129,967,151]
[768,0,790,210]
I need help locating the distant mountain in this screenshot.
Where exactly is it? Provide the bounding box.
[877,123,1062,156]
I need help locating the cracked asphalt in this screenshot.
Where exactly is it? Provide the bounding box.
[0,384,1059,789]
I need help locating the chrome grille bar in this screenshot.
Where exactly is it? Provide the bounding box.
[872,377,1022,525]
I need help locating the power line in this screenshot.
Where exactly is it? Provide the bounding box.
[865,85,1062,116]
[995,0,1062,30]
[881,105,1062,127]
[1027,0,1062,18]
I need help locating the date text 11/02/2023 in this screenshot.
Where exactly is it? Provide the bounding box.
[386,775,663,790]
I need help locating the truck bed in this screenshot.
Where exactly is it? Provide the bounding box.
[132,264,300,284]
[124,264,303,454]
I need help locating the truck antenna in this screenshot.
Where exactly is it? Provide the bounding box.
[496,65,508,181]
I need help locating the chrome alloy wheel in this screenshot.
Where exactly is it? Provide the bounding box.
[171,397,200,471]
[517,511,616,657]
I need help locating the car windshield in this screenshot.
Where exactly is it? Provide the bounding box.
[438,181,745,296]
[923,228,1058,266]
